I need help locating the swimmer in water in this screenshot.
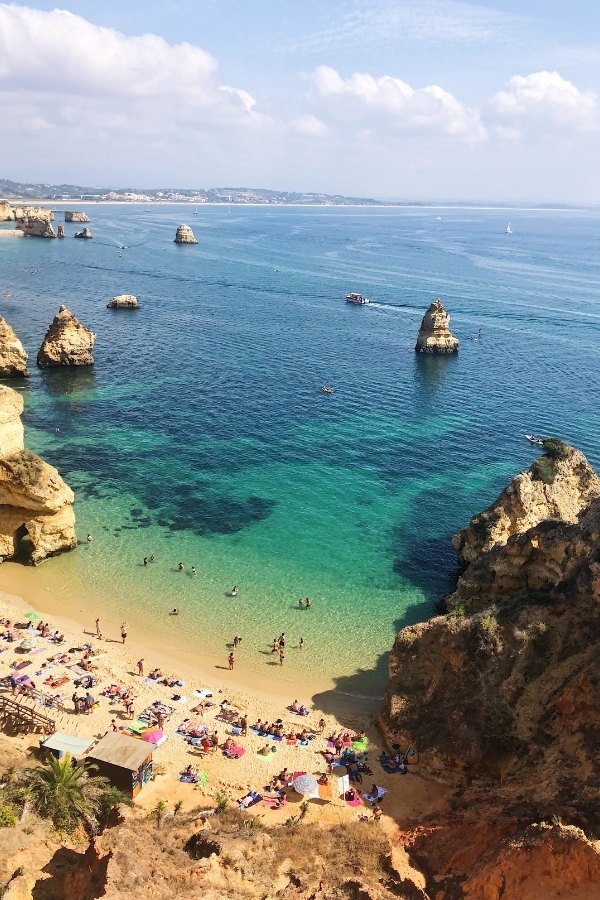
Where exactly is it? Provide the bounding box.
[231,586,238,597]
[178,562,184,572]
[170,608,180,616]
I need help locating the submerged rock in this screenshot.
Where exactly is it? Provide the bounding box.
[64,211,91,223]
[0,385,76,563]
[0,317,29,377]
[415,298,459,354]
[74,227,93,239]
[37,306,96,368]
[174,223,198,244]
[107,294,140,309]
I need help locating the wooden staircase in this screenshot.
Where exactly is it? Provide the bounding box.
[0,691,56,734]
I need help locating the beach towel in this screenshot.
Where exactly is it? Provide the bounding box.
[129,719,149,735]
[49,675,69,689]
[191,702,215,714]
[224,745,245,759]
[180,770,209,785]
[352,739,369,751]
[194,689,213,699]
[363,787,387,804]
[11,660,32,671]
[379,757,408,775]
[143,677,160,685]
[69,664,89,677]
[215,709,239,724]
[345,795,362,807]
[318,780,333,800]
[286,706,309,716]
[257,750,277,760]
[238,791,262,809]
[286,736,297,746]
[250,728,283,741]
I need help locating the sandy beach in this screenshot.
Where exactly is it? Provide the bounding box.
[0,575,446,830]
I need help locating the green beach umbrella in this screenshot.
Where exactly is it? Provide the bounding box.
[24,612,41,621]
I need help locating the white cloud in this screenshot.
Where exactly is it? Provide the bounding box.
[487,71,599,134]
[291,114,329,137]
[0,3,259,132]
[310,65,486,140]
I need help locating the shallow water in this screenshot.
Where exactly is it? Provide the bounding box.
[1,205,599,692]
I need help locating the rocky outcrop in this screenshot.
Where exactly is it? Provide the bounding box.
[74,227,92,240]
[107,294,140,309]
[57,224,65,238]
[37,306,96,368]
[174,223,198,244]
[381,446,600,797]
[19,214,55,239]
[13,206,53,222]
[454,442,600,567]
[0,385,75,564]
[0,200,14,222]
[0,317,29,377]
[64,211,91,223]
[415,299,459,354]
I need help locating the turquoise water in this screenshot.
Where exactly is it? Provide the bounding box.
[1,205,599,692]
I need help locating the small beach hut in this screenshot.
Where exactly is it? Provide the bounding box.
[41,732,94,761]
[87,732,153,798]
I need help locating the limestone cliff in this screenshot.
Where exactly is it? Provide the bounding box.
[454,441,600,567]
[0,385,75,563]
[0,200,14,221]
[74,227,93,239]
[0,317,29,377]
[64,211,91,223]
[380,444,600,895]
[174,223,198,244]
[107,294,140,309]
[19,214,56,239]
[415,299,459,354]
[37,306,96,368]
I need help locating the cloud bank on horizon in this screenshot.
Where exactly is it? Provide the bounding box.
[0,2,599,202]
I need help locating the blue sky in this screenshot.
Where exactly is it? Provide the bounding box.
[1,1,600,201]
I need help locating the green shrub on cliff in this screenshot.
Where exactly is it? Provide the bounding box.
[531,456,557,485]
[542,438,570,460]
[0,801,17,827]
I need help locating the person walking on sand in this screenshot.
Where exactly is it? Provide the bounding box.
[228,652,235,670]
[95,618,101,637]
[120,623,128,644]
[279,648,285,666]
[137,659,144,677]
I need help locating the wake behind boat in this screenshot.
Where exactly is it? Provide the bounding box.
[346,292,370,305]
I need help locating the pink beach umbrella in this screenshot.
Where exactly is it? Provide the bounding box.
[141,729,164,744]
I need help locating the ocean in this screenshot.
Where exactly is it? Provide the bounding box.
[1,204,599,693]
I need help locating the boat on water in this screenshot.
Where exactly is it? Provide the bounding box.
[525,434,544,446]
[345,293,370,305]
[321,386,334,395]
[505,222,513,234]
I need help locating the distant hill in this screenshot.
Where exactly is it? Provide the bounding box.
[0,177,385,206]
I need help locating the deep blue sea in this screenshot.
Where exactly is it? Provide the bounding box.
[1,204,599,692]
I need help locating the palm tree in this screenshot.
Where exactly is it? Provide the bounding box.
[24,753,109,833]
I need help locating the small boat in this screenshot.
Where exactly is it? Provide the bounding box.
[525,434,544,446]
[321,386,334,395]
[505,222,513,235]
[345,293,370,305]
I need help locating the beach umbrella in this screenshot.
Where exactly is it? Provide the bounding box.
[292,774,318,796]
[24,612,41,621]
[141,729,164,744]
[19,637,38,651]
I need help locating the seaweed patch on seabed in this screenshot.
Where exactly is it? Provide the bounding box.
[159,494,277,536]
[391,529,458,605]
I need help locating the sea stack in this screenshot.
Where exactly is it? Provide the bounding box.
[415,298,459,354]
[107,294,140,309]
[174,223,198,244]
[0,317,29,377]
[74,227,93,240]
[0,385,76,564]
[65,211,91,223]
[18,213,56,239]
[57,223,65,238]
[37,306,96,368]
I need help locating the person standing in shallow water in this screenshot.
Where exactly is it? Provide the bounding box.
[178,562,184,572]
[279,648,285,665]
[228,652,235,670]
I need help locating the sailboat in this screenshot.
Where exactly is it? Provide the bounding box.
[505,222,513,234]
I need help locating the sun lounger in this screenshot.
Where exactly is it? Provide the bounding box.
[11,660,32,671]
[237,791,262,809]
